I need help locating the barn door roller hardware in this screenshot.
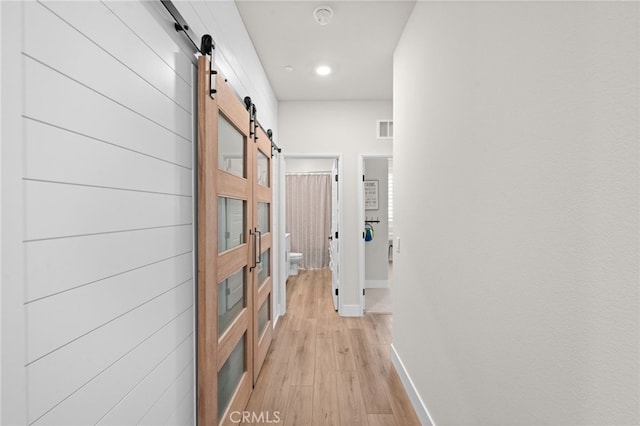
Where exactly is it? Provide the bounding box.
[161,1,217,98]
[242,99,282,156]
[244,97,258,142]
[200,35,217,98]
[267,129,282,158]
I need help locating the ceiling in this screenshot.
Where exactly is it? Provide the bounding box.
[235,1,416,101]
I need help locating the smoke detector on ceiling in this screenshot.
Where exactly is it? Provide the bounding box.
[313,6,334,26]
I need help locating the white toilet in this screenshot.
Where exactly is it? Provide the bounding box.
[289,252,303,276]
[285,233,304,276]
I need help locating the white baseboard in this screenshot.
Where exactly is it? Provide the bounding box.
[390,344,435,426]
[340,304,362,317]
[365,279,390,289]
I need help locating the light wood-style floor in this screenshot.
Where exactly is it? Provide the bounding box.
[241,269,420,426]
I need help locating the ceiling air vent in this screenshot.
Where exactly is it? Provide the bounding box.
[377,120,393,139]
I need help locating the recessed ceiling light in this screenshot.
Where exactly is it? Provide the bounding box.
[315,65,332,76]
[284,65,294,72]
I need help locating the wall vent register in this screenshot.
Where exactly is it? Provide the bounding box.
[377,120,393,139]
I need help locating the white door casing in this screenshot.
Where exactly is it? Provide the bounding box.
[330,158,340,310]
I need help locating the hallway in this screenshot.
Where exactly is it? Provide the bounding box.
[241,269,419,425]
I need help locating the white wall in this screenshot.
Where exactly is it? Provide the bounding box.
[1,2,196,423]
[0,5,3,419]
[393,2,639,425]
[279,101,392,309]
[364,158,389,286]
[285,158,334,174]
[1,3,24,423]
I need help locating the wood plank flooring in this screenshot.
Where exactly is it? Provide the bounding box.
[240,269,420,426]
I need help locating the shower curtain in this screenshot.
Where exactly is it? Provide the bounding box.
[285,173,332,269]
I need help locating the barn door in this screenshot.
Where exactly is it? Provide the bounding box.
[252,126,273,384]
[197,55,273,424]
[197,56,254,425]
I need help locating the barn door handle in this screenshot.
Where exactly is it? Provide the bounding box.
[249,229,257,271]
[256,228,262,263]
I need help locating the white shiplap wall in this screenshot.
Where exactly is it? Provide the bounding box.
[12,1,196,424]
[2,0,280,423]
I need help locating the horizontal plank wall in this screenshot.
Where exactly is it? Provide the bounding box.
[19,1,196,424]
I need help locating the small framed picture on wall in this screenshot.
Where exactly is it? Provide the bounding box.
[364,180,379,210]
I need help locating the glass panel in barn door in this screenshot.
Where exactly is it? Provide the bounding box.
[218,197,245,253]
[217,334,247,421]
[257,150,270,187]
[218,114,246,178]
[218,267,246,337]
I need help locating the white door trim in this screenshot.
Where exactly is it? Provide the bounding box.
[358,153,393,315]
[282,153,344,315]
[276,153,286,321]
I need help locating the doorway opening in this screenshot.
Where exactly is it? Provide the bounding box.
[281,154,343,315]
[359,154,393,314]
